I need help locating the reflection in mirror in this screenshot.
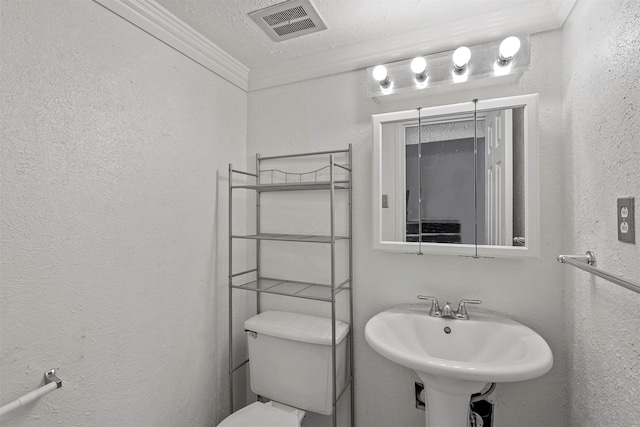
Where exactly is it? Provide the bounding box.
[404,115,480,245]
[481,106,526,247]
[373,94,539,258]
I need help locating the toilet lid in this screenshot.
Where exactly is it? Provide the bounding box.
[218,402,301,427]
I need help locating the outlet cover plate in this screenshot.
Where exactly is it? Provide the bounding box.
[617,197,635,244]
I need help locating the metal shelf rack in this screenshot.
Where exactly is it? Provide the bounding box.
[228,145,353,427]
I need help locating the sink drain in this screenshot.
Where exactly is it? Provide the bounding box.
[444,326,451,334]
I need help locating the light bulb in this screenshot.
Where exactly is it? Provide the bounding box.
[499,36,521,64]
[372,65,391,88]
[411,57,427,74]
[372,65,388,82]
[452,46,471,72]
[410,57,428,82]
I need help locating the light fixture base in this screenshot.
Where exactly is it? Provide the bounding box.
[366,36,530,99]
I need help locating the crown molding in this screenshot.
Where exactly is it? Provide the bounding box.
[549,0,579,25]
[93,0,249,91]
[248,0,578,91]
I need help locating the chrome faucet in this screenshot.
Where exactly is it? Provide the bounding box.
[416,296,441,316]
[417,296,482,320]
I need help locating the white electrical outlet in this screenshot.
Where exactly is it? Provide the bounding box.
[617,197,635,244]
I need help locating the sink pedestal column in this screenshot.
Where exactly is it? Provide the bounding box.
[417,373,487,427]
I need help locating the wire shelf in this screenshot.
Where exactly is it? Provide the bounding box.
[232,278,351,301]
[232,233,349,243]
[232,180,350,192]
[258,164,349,185]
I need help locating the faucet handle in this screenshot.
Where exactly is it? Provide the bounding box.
[417,295,441,316]
[456,299,482,319]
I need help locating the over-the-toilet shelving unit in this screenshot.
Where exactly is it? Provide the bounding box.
[228,145,353,427]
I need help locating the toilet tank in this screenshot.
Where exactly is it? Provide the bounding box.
[244,311,350,416]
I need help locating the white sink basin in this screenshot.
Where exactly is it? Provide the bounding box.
[365,305,553,427]
[365,305,553,383]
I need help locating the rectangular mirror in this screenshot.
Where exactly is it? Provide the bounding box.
[373,93,539,258]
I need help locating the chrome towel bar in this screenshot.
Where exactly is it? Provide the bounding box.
[558,251,640,294]
[0,369,62,417]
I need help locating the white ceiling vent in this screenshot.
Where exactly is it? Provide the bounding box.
[249,0,327,42]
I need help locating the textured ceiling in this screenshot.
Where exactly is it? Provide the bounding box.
[154,0,538,69]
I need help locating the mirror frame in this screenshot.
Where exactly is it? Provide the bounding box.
[372,93,540,258]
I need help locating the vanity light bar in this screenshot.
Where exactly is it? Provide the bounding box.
[366,36,530,98]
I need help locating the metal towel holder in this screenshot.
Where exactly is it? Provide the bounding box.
[557,251,640,294]
[0,369,62,417]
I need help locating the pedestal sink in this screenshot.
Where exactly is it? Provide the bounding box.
[364,305,553,427]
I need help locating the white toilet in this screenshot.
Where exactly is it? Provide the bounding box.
[218,310,350,427]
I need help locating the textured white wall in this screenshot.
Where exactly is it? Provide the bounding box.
[3,1,637,426]
[248,31,568,427]
[561,0,640,425]
[0,1,246,425]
